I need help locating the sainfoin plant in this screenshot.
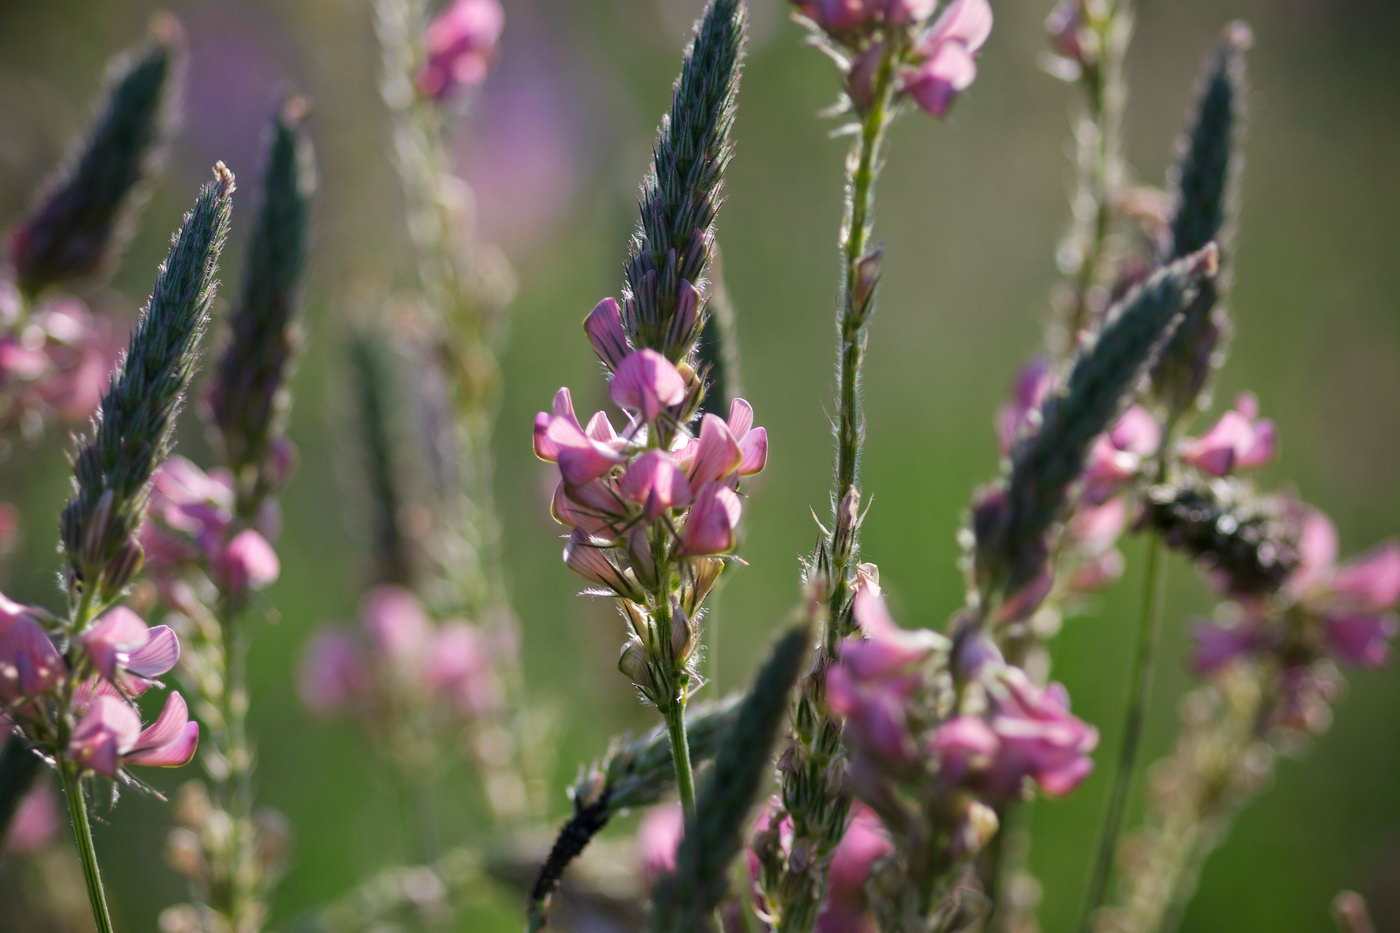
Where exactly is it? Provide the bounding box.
[0,1,1395,931]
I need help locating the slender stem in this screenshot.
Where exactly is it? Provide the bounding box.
[663,695,698,819]
[61,764,115,933]
[1080,531,1167,929]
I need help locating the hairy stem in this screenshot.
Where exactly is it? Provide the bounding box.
[61,763,115,933]
[663,695,699,819]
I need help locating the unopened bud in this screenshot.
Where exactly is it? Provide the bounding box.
[669,599,697,663]
[618,637,657,698]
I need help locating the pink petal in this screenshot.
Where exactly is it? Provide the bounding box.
[1331,542,1400,611]
[904,42,978,118]
[124,625,180,679]
[619,451,693,519]
[726,397,754,440]
[130,691,192,753]
[679,483,742,556]
[584,297,630,370]
[70,695,142,772]
[925,0,993,52]
[215,530,281,592]
[609,349,686,422]
[1324,614,1397,669]
[738,427,768,477]
[687,414,743,486]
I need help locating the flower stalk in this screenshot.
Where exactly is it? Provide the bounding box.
[60,761,115,933]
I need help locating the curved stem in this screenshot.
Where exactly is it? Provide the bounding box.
[61,764,115,933]
[1080,531,1167,929]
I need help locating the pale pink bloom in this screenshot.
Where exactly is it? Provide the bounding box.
[903,0,993,118]
[1324,615,1397,669]
[550,480,625,539]
[928,715,999,786]
[610,349,686,423]
[534,388,627,485]
[885,0,937,24]
[679,483,743,557]
[362,586,432,675]
[1065,497,1128,592]
[620,450,693,519]
[68,692,198,778]
[725,398,769,477]
[996,357,1054,454]
[1178,393,1277,476]
[298,630,369,717]
[141,456,236,570]
[214,529,281,594]
[0,598,63,706]
[426,623,498,715]
[684,413,743,487]
[3,774,58,853]
[78,607,179,696]
[637,803,685,882]
[417,0,504,100]
[987,671,1096,796]
[32,300,117,421]
[1082,406,1160,504]
[1329,543,1400,613]
[584,297,630,371]
[845,578,944,678]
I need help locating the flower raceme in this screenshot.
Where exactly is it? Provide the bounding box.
[534,347,767,599]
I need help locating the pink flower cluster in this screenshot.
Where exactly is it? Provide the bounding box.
[141,456,282,597]
[797,0,993,119]
[417,0,504,101]
[0,284,117,433]
[299,585,500,730]
[534,305,766,605]
[1192,508,1400,677]
[828,573,1097,805]
[1,594,197,780]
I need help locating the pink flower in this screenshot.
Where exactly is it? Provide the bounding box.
[214,529,281,594]
[610,349,687,424]
[1190,619,1266,675]
[637,803,685,882]
[78,607,179,696]
[1082,406,1160,504]
[903,0,993,118]
[982,671,1097,797]
[584,297,630,371]
[791,0,880,33]
[1178,393,1277,476]
[298,630,369,717]
[68,692,199,778]
[725,398,769,478]
[683,413,743,487]
[1324,615,1397,669]
[620,450,693,520]
[534,388,627,485]
[417,0,504,100]
[0,597,63,706]
[362,585,433,676]
[426,622,498,715]
[929,715,999,786]
[678,483,743,557]
[3,774,57,854]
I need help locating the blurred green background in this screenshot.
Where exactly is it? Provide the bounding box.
[2,0,1399,929]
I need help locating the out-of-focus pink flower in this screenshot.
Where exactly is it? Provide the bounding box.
[792,0,880,33]
[584,297,630,371]
[997,357,1054,455]
[78,607,179,697]
[426,622,498,715]
[68,692,198,777]
[362,585,433,676]
[0,596,63,706]
[903,0,993,118]
[1065,497,1129,592]
[1178,393,1277,477]
[1045,0,1090,68]
[214,529,280,594]
[3,772,58,853]
[0,296,118,429]
[679,483,743,557]
[417,0,504,101]
[637,803,685,882]
[1082,406,1160,504]
[1190,618,1265,675]
[610,349,687,424]
[1324,615,1397,669]
[298,630,369,717]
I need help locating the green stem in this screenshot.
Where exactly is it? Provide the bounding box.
[663,695,698,819]
[61,764,115,933]
[1080,531,1167,929]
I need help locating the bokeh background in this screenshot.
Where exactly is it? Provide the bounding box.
[2,0,1399,929]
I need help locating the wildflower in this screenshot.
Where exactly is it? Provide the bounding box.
[1189,618,1266,675]
[1081,406,1160,504]
[678,483,743,557]
[637,803,685,882]
[996,357,1054,454]
[417,0,504,100]
[610,349,687,424]
[0,596,63,706]
[297,630,369,717]
[68,692,199,778]
[902,0,993,118]
[1178,393,1277,476]
[213,529,281,594]
[974,669,1098,797]
[77,606,179,696]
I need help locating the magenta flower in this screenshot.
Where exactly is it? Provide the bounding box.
[620,450,693,520]
[791,0,880,33]
[903,0,993,118]
[584,297,630,371]
[426,622,499,715]
[1324,615,1397,669]
[213,529,281,594]
[298,630,369,717]
[610,349,687,424]
[1190,618,1266,675]
[534,388,627,486]
[678,483,743,557]
[996,357,1054,455]
[417,0,504,101]
[979,669,1097,797]
[362,585,433,677]
[1178,393,1277,476]
[77,606,179,696]
[68,692,199,778]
